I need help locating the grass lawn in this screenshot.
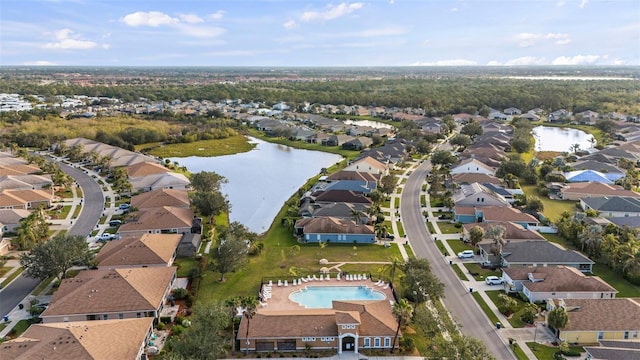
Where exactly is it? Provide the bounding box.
[403,244,414,258]
[592,263,640,297]
[435,241,449,256]
[55,189,73,198]
[1,267,24,288]
[485,290,537,328]
[463,263,501,281]
[142,135,257,158]
[174,257,200,278]
[446,239,473,255]
[520,185,577,222]
[248,129,360,159]
[32,276,55,296]
[437,221,462,235]
[426,222,436,234]
[526,342,584,360]
[195,217,403,304]
[72,205,82,219]
[394,197,400,208]
[471,291,500,326]
[0,266,11,277]
[6,318,41,339]
[452,264,469,281]
[544,234,640,297]
[512,343,529,360]
[429,197,443,207]
[397,221,405,237]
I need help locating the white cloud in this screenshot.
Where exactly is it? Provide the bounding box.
[389,0,394,4]
[179,14,204,24]
[174,24,225,38]
[579,0,588,9]
[283,20,298,29]
[301,2,364,22]
[451,7,458,12]
[515,32,570,47]
[557,1,565,6]
[23,60,57,66]
[487,60,502,66]
[43,28,98,50]
[411,59,477,66]
[208,11,225,21]
[612,58,627,65]
[504,56,547,65]
[121,11,178,27]
[551,54,600,65]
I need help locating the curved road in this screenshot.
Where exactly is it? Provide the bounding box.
[0,161,103,317]
[401,156,515,359]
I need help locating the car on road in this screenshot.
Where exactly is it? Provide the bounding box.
[485,276,504,285]
[457,250,474,259]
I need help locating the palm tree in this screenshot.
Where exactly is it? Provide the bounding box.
[374,223,388,239]
[224,297,242,353]
[391,299,414,353]
[241,296,259,354]
[350,208,363,224]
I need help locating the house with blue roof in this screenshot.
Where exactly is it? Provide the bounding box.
[564,170,624,184]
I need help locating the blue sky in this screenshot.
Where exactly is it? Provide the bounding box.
[1,0,639,66]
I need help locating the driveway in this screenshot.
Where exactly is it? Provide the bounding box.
[400,158,516,359]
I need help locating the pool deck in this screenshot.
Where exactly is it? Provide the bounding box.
[258,276,395,313]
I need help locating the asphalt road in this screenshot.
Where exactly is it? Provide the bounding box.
[0,161,104,317]
[401,153,515,359]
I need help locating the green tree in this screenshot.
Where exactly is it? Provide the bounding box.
[167,302,230,360]
[403,258,444,303]
[547,307,569,341]
[191,190,230,224]
[469,226,485,249]
[391,299,414,353]
[520,303,539,324]
[20,234,92,282]
[450,134,471,148]
[191,171,227,193]
[525,196,544,212]
[461,120,483,138]
[14,208,49,250]
[430,150,457,167]
[214,237,248,282]
[379,174,397,197]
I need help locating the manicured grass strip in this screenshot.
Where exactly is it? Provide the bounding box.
[32,276,55,296]
[403,244,415,259]
[0,323,6,332]
[426,221,436,233]
[435,240,449,256]
[471,291,500,326]
[72,204,82,219]
[0,266,11,277]
[437,221,461,235]
[1,267,24,288]
[394,197,400,208]
[446,239,473,255]
[452,264,468,281]
[512,343,529,360]
[397,221,405,237]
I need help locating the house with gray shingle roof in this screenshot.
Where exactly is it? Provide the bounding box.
[479,240,594,272]
[580,196,640,217]
[294,217,375,244]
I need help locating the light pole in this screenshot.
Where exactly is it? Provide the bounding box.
[532,321,540,350]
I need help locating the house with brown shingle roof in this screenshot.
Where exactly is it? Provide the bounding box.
[0,318,154,360]
[480,206,539,228]
[117,206,194,236]
[0,189,53,209]
[237,300,397,354]
[558,182,640,201]
[130,188,190,210]
[502,266,617,303]
[294,217,375,244]
[40,267,176,323]
[547,298,640,344]
[451,172,502,185]
[343,156,388,175]
[125,161,170,178]
[96,233,182,268]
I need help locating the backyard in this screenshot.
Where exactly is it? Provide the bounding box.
[520,185,577,222]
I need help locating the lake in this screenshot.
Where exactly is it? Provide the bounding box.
[532,126,596,152]
[343,119,393,129]
[170,137,342,234]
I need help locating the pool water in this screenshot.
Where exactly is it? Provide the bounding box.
[290,286,386,308]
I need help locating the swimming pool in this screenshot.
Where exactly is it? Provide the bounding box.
[289,286,386,308]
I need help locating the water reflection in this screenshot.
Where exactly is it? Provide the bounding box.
[170,137,342,234]
[532,126,595,152]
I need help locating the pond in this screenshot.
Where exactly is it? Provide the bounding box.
[170,137,342,234]
[532,126,596,152]
[343,119,393,129]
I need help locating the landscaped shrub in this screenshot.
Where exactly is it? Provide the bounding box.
[160,316,172,324]
[171,324,185,336]
[172,288,188,300]
[156,321,166,330]
[399,336,415,352]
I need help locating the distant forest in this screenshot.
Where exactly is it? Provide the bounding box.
[1,68,639,115]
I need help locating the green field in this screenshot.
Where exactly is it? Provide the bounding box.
[141,135,256,158]
[520,185,577,222]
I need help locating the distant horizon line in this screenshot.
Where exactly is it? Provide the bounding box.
[1,65,639,68]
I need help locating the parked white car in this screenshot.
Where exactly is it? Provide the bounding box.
[457,250,474,259]
[485,276,504,285]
